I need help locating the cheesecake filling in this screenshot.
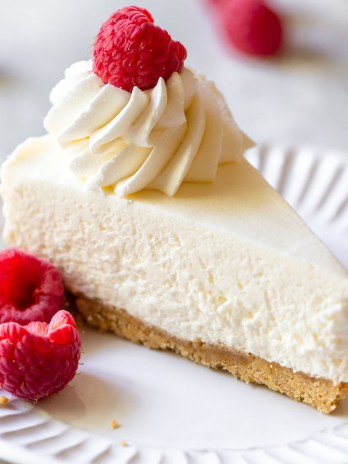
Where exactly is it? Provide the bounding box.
[44,60,252,197]
[2,137,348,384]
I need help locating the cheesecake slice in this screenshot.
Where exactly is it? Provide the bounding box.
[1,134,348,413]
[1,6,348,413]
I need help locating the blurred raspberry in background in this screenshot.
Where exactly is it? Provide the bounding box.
[207,0,283,56]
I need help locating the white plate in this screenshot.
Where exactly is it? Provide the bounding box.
[0,145,348,464]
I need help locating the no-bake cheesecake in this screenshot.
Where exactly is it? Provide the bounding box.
[1,6,348,413]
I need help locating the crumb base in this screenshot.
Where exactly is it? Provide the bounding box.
[76,296,348,413]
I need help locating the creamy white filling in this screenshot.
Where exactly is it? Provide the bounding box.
[43,61,253,196]
[2,136,348,383]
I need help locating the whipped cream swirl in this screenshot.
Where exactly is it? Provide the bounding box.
[44,60,252,196]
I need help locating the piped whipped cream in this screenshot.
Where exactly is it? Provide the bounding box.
[44,61,252,196]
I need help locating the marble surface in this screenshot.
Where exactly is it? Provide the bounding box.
[0,0,348,164]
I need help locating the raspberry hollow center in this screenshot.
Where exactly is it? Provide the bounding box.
[0,253,43,311]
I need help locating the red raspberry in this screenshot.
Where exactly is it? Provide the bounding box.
[0,248,64,325]
[93,6,187,92]
[0,310,81,401]
[217,0,283,56]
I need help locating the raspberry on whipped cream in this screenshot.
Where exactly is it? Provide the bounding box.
[93,6,187,92]
[42,6,253,198]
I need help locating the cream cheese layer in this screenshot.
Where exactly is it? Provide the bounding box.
[44,60,252,196]
[2,135,348,383]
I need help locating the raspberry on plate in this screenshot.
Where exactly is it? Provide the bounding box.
[0,310,81,402]
[93,6,187,92]
[0,248,64,325]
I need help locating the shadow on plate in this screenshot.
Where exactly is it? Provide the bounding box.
[38,370,138,431]
[330,395,348,418]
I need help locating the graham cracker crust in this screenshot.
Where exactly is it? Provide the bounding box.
[76,295,348,413]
